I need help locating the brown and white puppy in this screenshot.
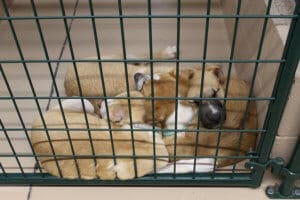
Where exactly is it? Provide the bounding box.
[135,65,257,167]
[164,77,258,167]
[134,65,227,130]
[99,91,215,173]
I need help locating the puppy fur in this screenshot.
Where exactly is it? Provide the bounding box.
[101,91,216,173]
[64,46,178,114]
[138,65,257,167]
[31,91,169,180]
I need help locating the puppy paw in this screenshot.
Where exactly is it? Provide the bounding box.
[50,98,94,113]
[162,45,177,59]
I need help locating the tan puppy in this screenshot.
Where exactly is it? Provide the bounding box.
[64,46,178,114]
[64,46,223,130]
[136,65,257,167]
[30,92,169,180]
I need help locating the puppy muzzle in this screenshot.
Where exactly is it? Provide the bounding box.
[195,100,226,129]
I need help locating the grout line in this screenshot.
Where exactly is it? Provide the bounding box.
[26,1,80,199]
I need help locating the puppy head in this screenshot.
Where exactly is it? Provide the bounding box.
[187,64,227,129]
[134,69,195,129]
[188,64,225,99]
[99,91,146,126]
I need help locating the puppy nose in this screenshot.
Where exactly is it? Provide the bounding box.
[199,100,226,129]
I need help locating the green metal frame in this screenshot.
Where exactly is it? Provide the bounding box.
[0,0,299,188]
[266,138,300,199]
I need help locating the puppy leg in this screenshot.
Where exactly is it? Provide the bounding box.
[153,45,177,60]
[50,98,94,114]
[157,158,215,173]
[129,45,177,66]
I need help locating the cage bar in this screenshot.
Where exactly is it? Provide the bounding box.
[193,0,211,177]
[0,14,297,21]
[147,0,158,177]
[88,0,117,167]
[117,0,138,178]
[0,0,298,187]
[231,0,274,177]
[0,120,25,176]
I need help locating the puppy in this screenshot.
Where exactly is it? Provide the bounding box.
[135,65,257,167]
[31,92,169,180]
[99,91,215,173]
[134,65,227,130]
[64,46,225,129]
[164,77,257,167]
[64,46,178,114]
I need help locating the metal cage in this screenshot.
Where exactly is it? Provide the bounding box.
[0,0,299,189]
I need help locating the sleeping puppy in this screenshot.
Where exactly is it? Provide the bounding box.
[164,75,258,167]
[31,92,169,180]
[134,64,257,167]
[64,46,178,115]
[64,46,225,129]
[134,65,227,130]
[98,91,215,173]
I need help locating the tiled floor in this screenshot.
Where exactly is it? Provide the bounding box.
[0,170,282,200]
[0,0,288,199]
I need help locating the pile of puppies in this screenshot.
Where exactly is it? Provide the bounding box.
[31,46,257,180]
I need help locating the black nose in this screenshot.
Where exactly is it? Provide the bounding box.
[199,100,226,129]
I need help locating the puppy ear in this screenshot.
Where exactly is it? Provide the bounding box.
[206,64,225,84]
[134,73,151,91]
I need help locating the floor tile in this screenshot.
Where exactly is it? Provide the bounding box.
[0,187,29,200]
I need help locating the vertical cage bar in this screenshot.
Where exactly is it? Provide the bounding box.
[231,0,273,176]
[0,162,7,177]
[172,0,181,177]
[255,0,300,186]
[88,0,117,166]
[117,0,138,178]
[279,138,300,197]
[193,0,211,177]
[212,0,242,176]
[46,0,79,111]
[147,0,157,177]
[30,0,82,178]
[59,0,99,179]
[0,120,25,176]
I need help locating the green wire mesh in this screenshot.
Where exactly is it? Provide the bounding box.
[0,0,299,186]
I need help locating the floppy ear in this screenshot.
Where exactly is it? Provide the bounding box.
[134,73,151,91]
[206,64,225,84]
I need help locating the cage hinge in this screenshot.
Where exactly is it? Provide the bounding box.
[265,157,300,199]
[244,157,283,173]
[246,157,300,198]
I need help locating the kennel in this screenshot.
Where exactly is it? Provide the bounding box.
[0,0,299,196]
